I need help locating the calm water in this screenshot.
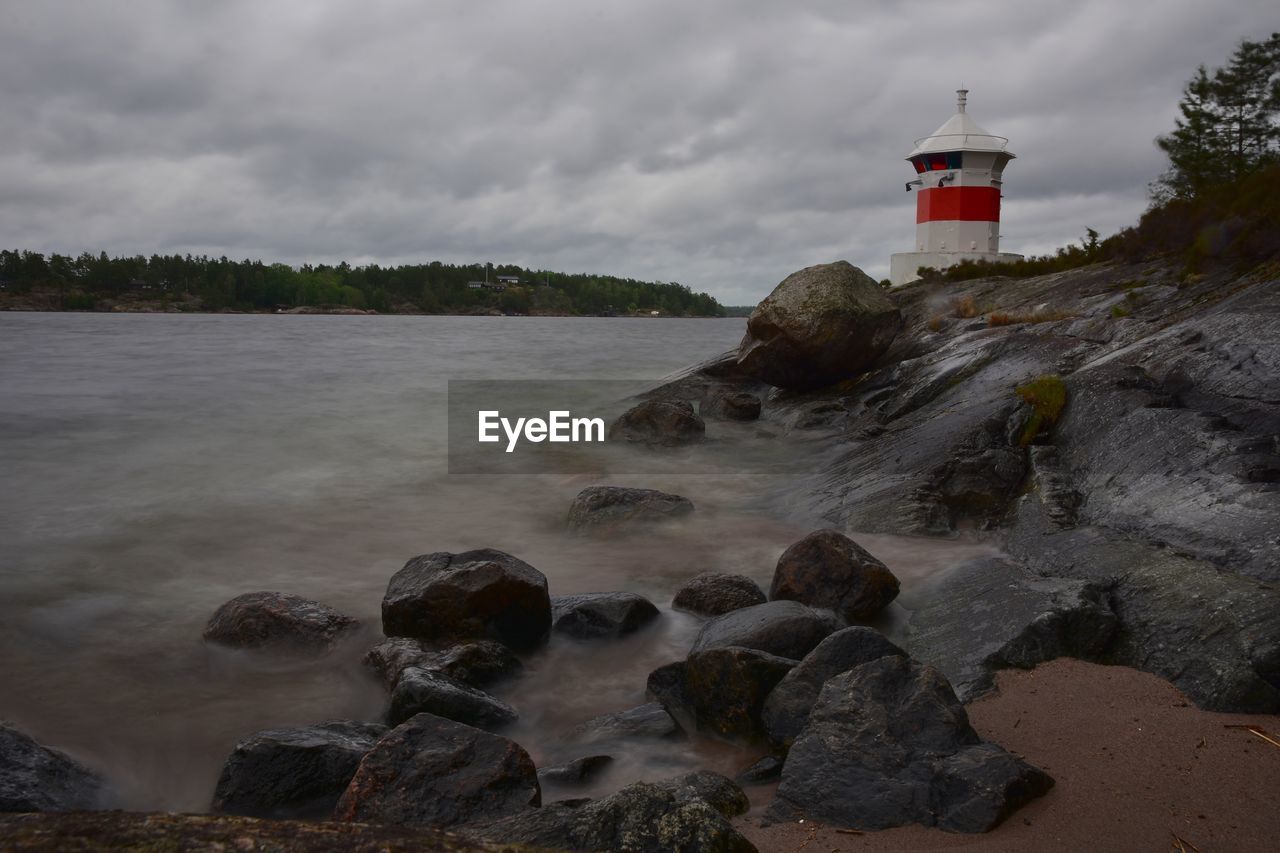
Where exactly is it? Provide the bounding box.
[0,312,995,811]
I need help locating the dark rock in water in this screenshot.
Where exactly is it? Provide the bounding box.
[381,548,551,651]
[212,720,386,819]
[769,530,900,622]
[334,713,539,828]
[762,626,906,749]
[572,702,683,744]
[737,261,903,391]
[388,667,518,729]
[202,591,359,653]
[0,722,103,813]
[703,388,762,421]
[735,755,783,785]
[646,661,695,726]
[537,754,614,787]
[471,775,755,852]
[672,573,767,617]
[609,399,706,446]
[903,557,1118,701]
[690,600,838,660]
[551,592,660,640]
[566,485,694,534]
[767,656,1052,832]
[0,811,521,852]
[685,647,797,741]
[362,638,522,690]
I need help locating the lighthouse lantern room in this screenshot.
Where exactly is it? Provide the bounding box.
[889,90,1023,286]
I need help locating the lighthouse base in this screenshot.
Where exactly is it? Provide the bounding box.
[889,251,1024,288]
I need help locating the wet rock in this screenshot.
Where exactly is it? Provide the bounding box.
[690,600,838,660]
[769,530,900,622]
[1005,525,1280,712]
[381,548,551,651]
[551,593,660,640]
[940,447,1028,523]
[703,389,762,421]
[202,591,359,653]
[671,573,767,617]
[762,626,906,749]
[735,755,783,785]
[645,661,694,724]
[767,655,1052,832]
[903,557,1118,701]
[472,775,755,852]
[212,720,386,819]
[737,261,903,391]
[0,722,103,813]
[537,755,614,787]
[685,647,797,740]
[0,811,517,852]
[572,702,683,744]
[388,667,519,729]
[566,486,694,534]
[362,638,522,690]
[334,713,539,828]
[609,400,705,446]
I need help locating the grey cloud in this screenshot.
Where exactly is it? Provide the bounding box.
[1,0,1275,305]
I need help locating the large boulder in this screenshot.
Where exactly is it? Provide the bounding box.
[472,773,754,852]
[685,647,797,741]
[566,486,694,534]
[381,549,551,650]
[202,592,359,653]
[334,713,539,828]
[211,720,386,819]
[737,261,902,390]
[646,661,694,724]
[362,638,522,690]
[689,600,838,660]
[0,723,103,813]
[551,593,660,640]
[609,400,705,446]
[766,655,1052,832]
[770,530,900,622]
[388,667,519,729]
[671,573,767,617]
[762,627,905,749]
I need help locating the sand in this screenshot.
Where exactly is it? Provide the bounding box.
[735,659,1280,853]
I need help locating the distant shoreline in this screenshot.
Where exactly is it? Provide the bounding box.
[0,305,736,318]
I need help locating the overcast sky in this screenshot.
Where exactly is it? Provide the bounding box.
[2,2,1275,304]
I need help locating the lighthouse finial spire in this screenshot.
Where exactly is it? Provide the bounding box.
[957,88,968,113]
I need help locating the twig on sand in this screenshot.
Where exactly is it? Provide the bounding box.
[1224,723,1280,749]
[834,828,864,835]
[1170,831,1203,852]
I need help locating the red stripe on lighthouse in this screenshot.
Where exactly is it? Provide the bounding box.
[916,186,1001,223]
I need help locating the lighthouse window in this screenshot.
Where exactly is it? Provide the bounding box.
[927,153,949,171]
[945,151,964,169]
[911,157,927,174]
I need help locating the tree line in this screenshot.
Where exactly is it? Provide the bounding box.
[0,251,724,317]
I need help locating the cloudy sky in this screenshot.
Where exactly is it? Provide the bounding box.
[2,1,1275,304]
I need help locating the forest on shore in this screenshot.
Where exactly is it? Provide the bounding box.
[0,253,724,317]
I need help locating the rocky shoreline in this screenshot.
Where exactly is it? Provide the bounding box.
[2,257,1278,850]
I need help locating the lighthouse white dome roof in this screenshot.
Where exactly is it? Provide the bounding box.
[907,108,1013,158]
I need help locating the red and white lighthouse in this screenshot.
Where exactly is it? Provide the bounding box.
[889,89,1022,286]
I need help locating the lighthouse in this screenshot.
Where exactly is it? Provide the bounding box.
[889,90,1022,286]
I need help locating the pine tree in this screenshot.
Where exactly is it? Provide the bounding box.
[1154,33,1280,200]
